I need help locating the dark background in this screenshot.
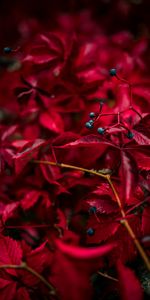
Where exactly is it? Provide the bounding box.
[0,0,150,47]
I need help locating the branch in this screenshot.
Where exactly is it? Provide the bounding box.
[32,159,150,270]
[97,271,118,282]
[107,176,150,271]
[33,160,107,179]
[0,262,56,295]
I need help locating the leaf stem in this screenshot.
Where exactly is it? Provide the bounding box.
[32,160,150,270]
[0,262,56,295]
[97,271,118,282]
[33,160,107,179]
[106,175,125,217]
[107,176,150,271]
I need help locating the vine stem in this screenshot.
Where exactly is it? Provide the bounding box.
[97,271,118,282]
[33,160,107,178]
[107,175,150,271]
[33,159,150,270]
[0,262,56,295]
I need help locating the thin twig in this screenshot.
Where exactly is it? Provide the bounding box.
[97,271,118,282]
[32,159,150,270]
[107,176,150,271]
[33,160,107,179]
[0,262,56,295]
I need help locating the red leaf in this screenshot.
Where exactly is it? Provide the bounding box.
[14,139,46,174]
[20,242,52,286]
[142,206,150,236]
[117,261,143,300]
[39,111,64,134]
[0,236,22,276]
[56,239,115,259]
[2,202,19,223]
[86,214,119,244]
[52,132,80,146]
[16,288,31,300]
[80,183,118,213]
[54,135,115,168]
[85,197,118,214]
[50,239,115,300]
[120,151,138,203]
[1,125,18,142]
[127,146,150,170]
[92,182,117,202]
[0,279,17,300]
[21,190,41,210]
[132,130,150,145]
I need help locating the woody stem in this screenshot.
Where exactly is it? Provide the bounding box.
[107,175,150,271]
[0,262,56,295]
[97,271,118,282]
[32,160,150,270]
[33,160,107,178]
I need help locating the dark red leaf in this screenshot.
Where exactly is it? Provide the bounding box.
[86,214,119,244]
[21,190,41,210]
[132,130,150,145]
[0,279,17,300]
[14,139,46,173]
[54,135,115,168]
[117,261,143,300]
[16,288,31,300]
[142,206,150,237]
[50,239,115,300]
[119,151,138,204]
[0,236,22,276]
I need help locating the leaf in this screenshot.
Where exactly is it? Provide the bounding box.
[2,202,19,223]
[14,139,46,174]
[39,111,64,134]
[92,183,117,201]
[1,125,18,142]
[112,215,142,263]
[21,190,41,210]
[142,206,150,236]
[85,197,118,214]
[73,42,104,83]
[120,151,138,204]
[81,183,119,213]
[14,139,45,159]
[117,261,143,300]
[55,239,115,259]
[20,242,52,287]
[126,146,150,170]
[16,288,31,300]
[52,132,80,146]
[54,135,115,168]
[86,214,119,244]
[0,236,22,276]
[133,86,150,109]
[50,239,115,300]
[132,130,150,145]
[0,278,17,300]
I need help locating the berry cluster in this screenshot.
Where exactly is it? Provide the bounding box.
[85,68,141,140]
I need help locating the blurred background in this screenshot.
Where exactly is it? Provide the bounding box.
[0,0,150,46]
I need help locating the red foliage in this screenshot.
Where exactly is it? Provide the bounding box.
[0,1,150,300]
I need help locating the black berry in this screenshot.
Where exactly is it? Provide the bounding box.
[3,47,12,54]
[89,112,95,118]
[89,206,97,213]
[127,131,134,139]
[89,120,94,124]
[85,122,93,129]
[87,228,95,236]
[97,127,105,134]
[109,68,116,76]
